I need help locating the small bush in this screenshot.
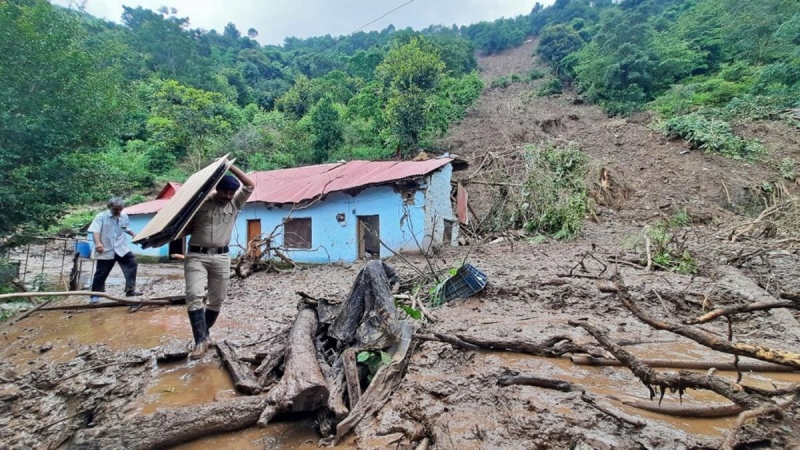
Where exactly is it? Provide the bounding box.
[536,78,563,96]
[780,158,796,181]
[510,73,522,83]
[491,76,512,88]
[625,219,697,274]
[528,68,547,80]
[660,113,764,161]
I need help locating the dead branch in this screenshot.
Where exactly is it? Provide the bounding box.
[216,340,261,395]
[569,355,795,373]
[0,290,174,305]
[456,334,587,357]
[568,319,763,409]
[686,300,800,325]
[414,333,481,351]
[497,375,646,427]
[616,398,742,418]
[618,291,800,370]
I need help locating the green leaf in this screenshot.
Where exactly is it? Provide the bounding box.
[380,351,392,366]
[356,351,371,363]
[399,304,423,320]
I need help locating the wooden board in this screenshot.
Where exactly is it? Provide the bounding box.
[133,155,231,249]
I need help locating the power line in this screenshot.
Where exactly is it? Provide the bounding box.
[304,0,418,59]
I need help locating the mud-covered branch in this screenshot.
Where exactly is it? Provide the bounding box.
[685,300,800,325]
[567,319,763,409]
[619,290,800,370]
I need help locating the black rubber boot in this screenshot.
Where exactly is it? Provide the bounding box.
[205,309,220,348]
[205,309,220,332]
[188,309,208,360]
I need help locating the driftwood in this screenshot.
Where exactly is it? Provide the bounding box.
[257,305,329,427]
[685,300,800,325]
[335,322,415,443]
[253,335,287,380]
[570,355,796,372]
[568,319,765,409]
[71,396,269,450]
[497,375,646,427]
[343,349,362,407]
[620,292,800,370]
[457,333,588,357]
[616,398,743,418]
[216,340,261,395]
[0,290,177,305]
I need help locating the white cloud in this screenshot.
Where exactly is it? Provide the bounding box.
[51,0,554,45]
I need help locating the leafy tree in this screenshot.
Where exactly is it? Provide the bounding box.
[309,96,344,163]
[537,24,585,77]
[376,38,445,154]
[0,0,129,233]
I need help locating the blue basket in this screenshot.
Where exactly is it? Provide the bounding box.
[434,263,487,305]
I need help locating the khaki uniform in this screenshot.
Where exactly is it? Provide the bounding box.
[184,185,253,311]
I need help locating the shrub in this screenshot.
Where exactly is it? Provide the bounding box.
[536,78,563,96]
[491,76,512,88]
[660,113,764,161]
[527,68,547,81]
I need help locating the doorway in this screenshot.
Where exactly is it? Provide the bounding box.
[247,219,262,258]
[357,215,380,259]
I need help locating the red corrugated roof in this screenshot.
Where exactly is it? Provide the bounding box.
[125,182,184,215]
[127,159,452,215]
[125,198,170,215]
[249,158,452,204]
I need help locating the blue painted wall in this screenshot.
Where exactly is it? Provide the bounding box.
[125,165,456,264]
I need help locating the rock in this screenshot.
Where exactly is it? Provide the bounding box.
[39,342,53,353]
[156,340,189,362]
[0,384,21,402]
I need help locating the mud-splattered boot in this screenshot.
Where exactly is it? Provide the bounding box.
[188,309,208,360]
[205,309,220,348]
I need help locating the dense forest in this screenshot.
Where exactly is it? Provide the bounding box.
[1,0,798,237]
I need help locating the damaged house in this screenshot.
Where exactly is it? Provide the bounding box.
[124,158,464,264]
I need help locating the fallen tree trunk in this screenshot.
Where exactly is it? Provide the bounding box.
[570,355,796,372]
[217,340,261,395]
[71,396,268,450]
[257,305,329,427]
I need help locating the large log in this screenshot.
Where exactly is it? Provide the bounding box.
[217,340,261,395]
[71,396,268,450]
[257,305,329,426]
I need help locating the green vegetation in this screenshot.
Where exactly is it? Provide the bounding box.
[490,142,591,241]
[0,1,484,237]
[659,114,764,161]
[2,0,798,241]
[626,212,697,275]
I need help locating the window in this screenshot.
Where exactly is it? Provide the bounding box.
[284,218,312,249]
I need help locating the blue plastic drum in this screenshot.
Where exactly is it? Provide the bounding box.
[75,241,92,258]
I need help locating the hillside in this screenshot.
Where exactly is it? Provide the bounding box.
[2,39,800,449]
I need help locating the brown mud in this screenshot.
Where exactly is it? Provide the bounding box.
[2,40,800,449]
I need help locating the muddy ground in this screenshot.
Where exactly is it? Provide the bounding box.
[2,40,800,449]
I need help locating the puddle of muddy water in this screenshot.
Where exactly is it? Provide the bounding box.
[0,306,191,371]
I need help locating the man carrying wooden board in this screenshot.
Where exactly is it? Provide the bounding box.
[182,165,255,359]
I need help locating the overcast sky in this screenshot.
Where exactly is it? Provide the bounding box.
[52,0,553,45]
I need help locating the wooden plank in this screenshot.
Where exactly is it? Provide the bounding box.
[343,349,362,408]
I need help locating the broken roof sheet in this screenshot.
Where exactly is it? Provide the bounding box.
[249,158,453,204]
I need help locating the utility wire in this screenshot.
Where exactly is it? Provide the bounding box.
[304,0,418,59]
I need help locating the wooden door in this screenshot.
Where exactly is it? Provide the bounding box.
[247,219,262,258]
